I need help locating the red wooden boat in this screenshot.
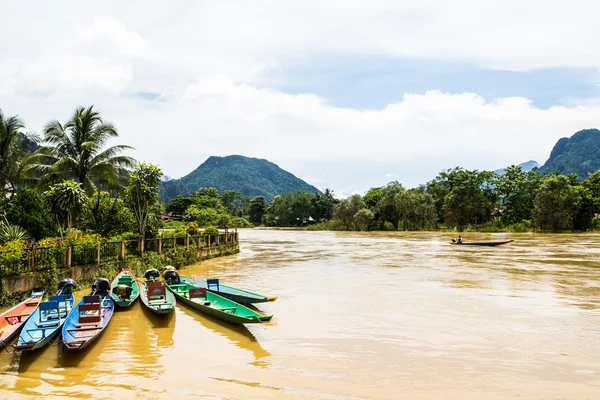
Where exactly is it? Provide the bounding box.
[450,240,514,247]
[0,291,44,347]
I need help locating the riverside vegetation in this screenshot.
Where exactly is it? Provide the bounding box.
[2,105,600,302]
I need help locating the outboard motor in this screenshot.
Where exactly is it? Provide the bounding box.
[163,265,176,271]
[115,284,132,298]
[144,269,160,281]
[162,270,180,284]
[58,278,77,293]
[92,278,111,295]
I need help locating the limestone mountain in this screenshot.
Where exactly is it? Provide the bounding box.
[539,129,600,179]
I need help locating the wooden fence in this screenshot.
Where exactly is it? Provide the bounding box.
[0,231,239,276]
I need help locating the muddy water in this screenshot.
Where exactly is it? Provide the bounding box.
[1,230,600,399]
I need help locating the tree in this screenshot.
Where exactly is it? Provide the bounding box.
[311,189,338,222]
[27,106,135,193]
[443,168,496,231]
[334,194,365,230]
[125,163,163,240]
[44,180,88,235]
[375,182,404,228]
[165,194,193,214]
[0,110,39,190]
[80,190,135,237]
[248,196,266,225]
[533,175,581,232]
[354,208,374,231]
[5,188,56,240]
[496,167,541,224]
[221,190,243,216]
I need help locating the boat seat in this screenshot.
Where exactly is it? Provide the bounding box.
[189,287,206,299]
[218,307,237,313]
[78,303,101,324]
[147,282,166,299]
[206,279,220,291]
[83,295,101,304]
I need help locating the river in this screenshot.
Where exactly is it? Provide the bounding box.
[1,229,599,399]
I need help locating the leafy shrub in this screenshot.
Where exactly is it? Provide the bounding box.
[382,221,395,231]
[201,226,219,237]
[185,222,200,236]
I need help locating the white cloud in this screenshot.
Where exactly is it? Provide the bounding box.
[2,3,600,195]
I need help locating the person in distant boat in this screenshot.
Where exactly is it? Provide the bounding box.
[453,235,462,244]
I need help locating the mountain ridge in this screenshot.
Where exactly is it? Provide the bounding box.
[160,155,320,202]
[539,128,600,179]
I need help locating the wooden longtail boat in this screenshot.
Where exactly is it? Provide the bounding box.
[62,278,114,350]
[450,240,514,247]
[140,269,175,315]
[162,270,272,324]
[0,291,44,348]
[13,279,77,352]
[180,275,277,305]
[110,269,140,307]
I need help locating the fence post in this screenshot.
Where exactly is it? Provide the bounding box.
[119,241,125,260]
[225,232,228,245]
[140,239,145,256]
[158,238,162,255]
[97,243,101,264]
[67,246,72,268]
[186,234,189,249]
[216,234,220,246]
[207,234,210,247]
[173,237,176,249]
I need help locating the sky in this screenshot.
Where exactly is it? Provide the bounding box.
[2,1,600,198]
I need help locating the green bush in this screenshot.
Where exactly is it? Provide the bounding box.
[201,226,219,237]
[382,221,395,231]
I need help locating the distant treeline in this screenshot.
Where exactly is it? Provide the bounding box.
[167,166,600,233]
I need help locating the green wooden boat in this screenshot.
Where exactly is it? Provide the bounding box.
[162,270,272,324]
[139,269,175,315]
[179,275,277,305]
[110,269,140,307]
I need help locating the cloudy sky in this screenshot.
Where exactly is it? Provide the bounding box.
[2,1,600,197]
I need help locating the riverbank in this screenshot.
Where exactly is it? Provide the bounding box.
[0,232,239,308]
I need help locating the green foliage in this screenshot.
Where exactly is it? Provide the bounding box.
[533,175,581,232]
[165,194,193,214]
[80,191,136,237]
[201,226,219,237]
[248,196,266,225]
[382,221,395,231]
[0,110,39,190]
[44,180,88,230]
[160,155,320,202]
[25,105,135,193]
[539,129,600,180]
[0,216,32,242]
[334,195,366,230]
[354,208,374,231]
[185,221,200,236]
[5,188,55,240]
[443,168,497,231]
[496,166,541,223]
[305,219,348,231]
[311,189,339,222]
[125,163,163,240]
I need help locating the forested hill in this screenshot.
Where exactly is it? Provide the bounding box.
[539,129,600,179]
[160,155,320,202]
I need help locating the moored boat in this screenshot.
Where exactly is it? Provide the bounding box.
[162,269,272,324]
[450,240,514,247]
[13,279,77,352]
[140,269,175,315]
[0,291,44,348]
[179,274,277,305]
[110,268,140,307]
[62,278,114,350]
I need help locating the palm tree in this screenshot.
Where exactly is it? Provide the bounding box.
[26,106,135,194]
[0,109,39,200]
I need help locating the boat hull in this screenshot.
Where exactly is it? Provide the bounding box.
[0,292,44,348]
[450,240,514,247]
[165,281,272,324]
[14,293,74,352]
[180,276,275,305]
[140,281,176,315]
[61,293,114,350]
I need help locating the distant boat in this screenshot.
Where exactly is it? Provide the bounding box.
[0,291,44,348]
[110,268,140,307]
[140,269,176,315]
[62,278,114,350]
[450,240,514,247]
[162,269,272,324]
[179,275,277,305]
[13,279,77,352]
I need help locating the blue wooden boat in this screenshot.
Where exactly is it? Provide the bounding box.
[62,278,114,350]
[179,275,277,305]
[13,279,77,352]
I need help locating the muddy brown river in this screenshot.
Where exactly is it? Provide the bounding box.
[1,230,599,399]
